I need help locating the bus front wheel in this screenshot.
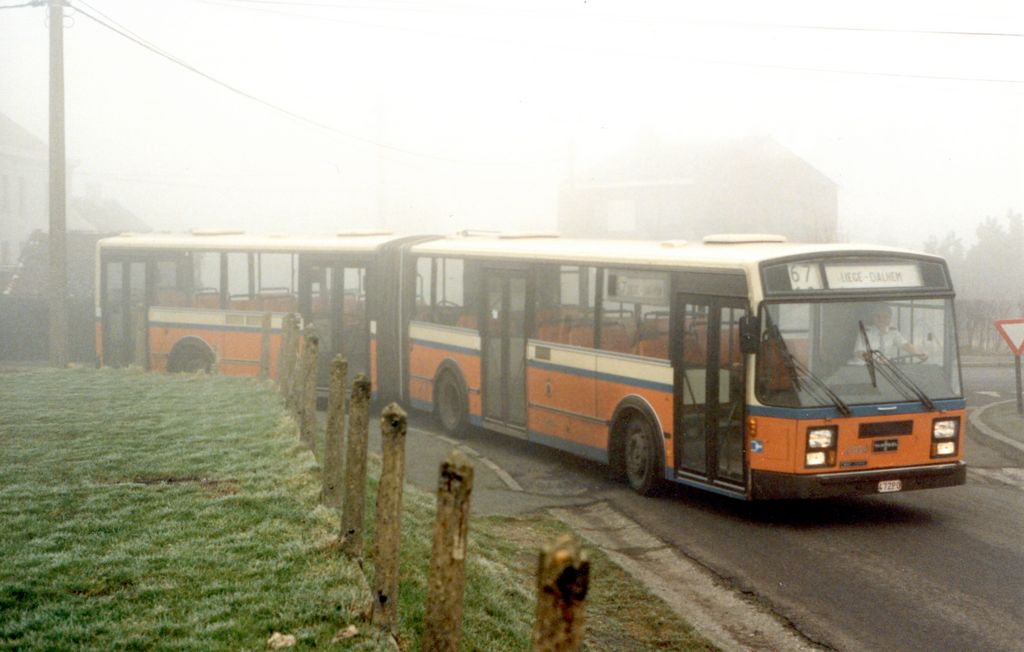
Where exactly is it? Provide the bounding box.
[624,413,662,496]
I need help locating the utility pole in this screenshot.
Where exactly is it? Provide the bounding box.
[48,0,68,367]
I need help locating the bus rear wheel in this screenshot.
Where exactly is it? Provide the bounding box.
[435,372,467,437]
[167,341,214,374]
[624,413,661,496]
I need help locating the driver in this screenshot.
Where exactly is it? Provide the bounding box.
[853,304,927,362]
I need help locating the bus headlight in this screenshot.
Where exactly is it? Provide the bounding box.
[805,426,837,468]
[932,419,959,439]
[805,451,827,466]
[807,427,836,449]
[931,417,960,458]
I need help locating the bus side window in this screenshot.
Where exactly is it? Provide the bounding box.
[226,252,252,310]
[438,258,475,328]
[152,258,189,307]
[193,252,221,309]
[534,265,596,347]
[414,257,434,322]
[256,253,297,313]
[600,269,669,358]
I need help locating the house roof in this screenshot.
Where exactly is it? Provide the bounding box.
[579,135,835,189]
[0,112,47,158]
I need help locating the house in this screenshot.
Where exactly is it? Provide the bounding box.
[1,112,149,294]
[0,112,48,267]
[559,136,838,243]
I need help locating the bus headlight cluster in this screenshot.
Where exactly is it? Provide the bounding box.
[805,426,838,468]
[931,417,960,458]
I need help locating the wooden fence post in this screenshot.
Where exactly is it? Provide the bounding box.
[340,374,371,558]
[321,355,348,509]
[531,535,590,652]
[297,325,319,449]
[421,450,474,652]
[278,313,297,398]
[286,317,306,416]
[371,403,408,632]
[259,312,272,381]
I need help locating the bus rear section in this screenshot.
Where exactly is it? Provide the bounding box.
[96,233,400,392]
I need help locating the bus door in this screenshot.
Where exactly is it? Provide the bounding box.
[101,257,148,368]
[482,268,528,431]
[299,259,369,388]
[673,295,747,487]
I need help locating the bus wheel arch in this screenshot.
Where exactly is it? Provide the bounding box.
[434,361,469,437]
[609,397,665,495]
[166,337,216,374]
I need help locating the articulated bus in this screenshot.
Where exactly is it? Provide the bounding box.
[96,231,966,500]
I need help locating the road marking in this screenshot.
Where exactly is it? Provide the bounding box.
[551,502,817,652]
[975,391,1001,398]
[420,429,524,492]
[969,467,1024,491]
[478,456,524,492]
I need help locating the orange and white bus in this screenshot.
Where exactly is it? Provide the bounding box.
[398,233,965,499]
[96,231,966,499]
[95,230,428,394]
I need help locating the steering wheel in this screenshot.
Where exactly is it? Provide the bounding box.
[891,352,928,364]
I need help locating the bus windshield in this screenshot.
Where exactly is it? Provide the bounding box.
[756,298,961,409]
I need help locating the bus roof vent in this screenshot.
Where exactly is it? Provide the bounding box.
[703,233,787,244]
[660,239,689,248]
[191,228,245,236]
[336,230,392,237]
[455,229,501,237]
[497,232,560,240]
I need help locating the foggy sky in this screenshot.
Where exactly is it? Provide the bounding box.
[1,0,1021,248]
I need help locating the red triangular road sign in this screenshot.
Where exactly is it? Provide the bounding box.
[995,319,1024,356]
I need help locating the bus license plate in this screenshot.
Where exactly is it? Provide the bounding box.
[878,479,902,493]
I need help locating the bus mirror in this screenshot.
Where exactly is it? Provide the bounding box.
[739,315,760,355]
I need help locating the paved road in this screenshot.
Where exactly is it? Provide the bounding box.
[376,365,1024,652]
[963,365,1020,408]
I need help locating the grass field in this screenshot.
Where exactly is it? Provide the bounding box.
[0,367,715,651]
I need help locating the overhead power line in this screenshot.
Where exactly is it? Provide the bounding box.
[184,0,1024,84]
[0,0,46,9]
[194,0,1024,39]
[69,3,562,166]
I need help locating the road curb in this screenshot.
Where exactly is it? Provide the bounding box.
[968,400,1024,458]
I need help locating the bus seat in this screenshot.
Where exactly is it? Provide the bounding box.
[601,320,633,353]
[567,322,594,348]
[194,291,221,309]
[154,288,189,307]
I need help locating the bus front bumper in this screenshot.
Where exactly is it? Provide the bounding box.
[750,461,966,500]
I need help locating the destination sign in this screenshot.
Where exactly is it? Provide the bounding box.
[824,264,923,289]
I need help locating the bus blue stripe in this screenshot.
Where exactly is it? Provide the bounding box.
[747,398,966,419]
[410,338,480,357]
[148,320,281,334]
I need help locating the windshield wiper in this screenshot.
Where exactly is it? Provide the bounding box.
[858,320,878,388]
[866,350,938,412]
[764,314,851,417]
[787,354,852,418]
